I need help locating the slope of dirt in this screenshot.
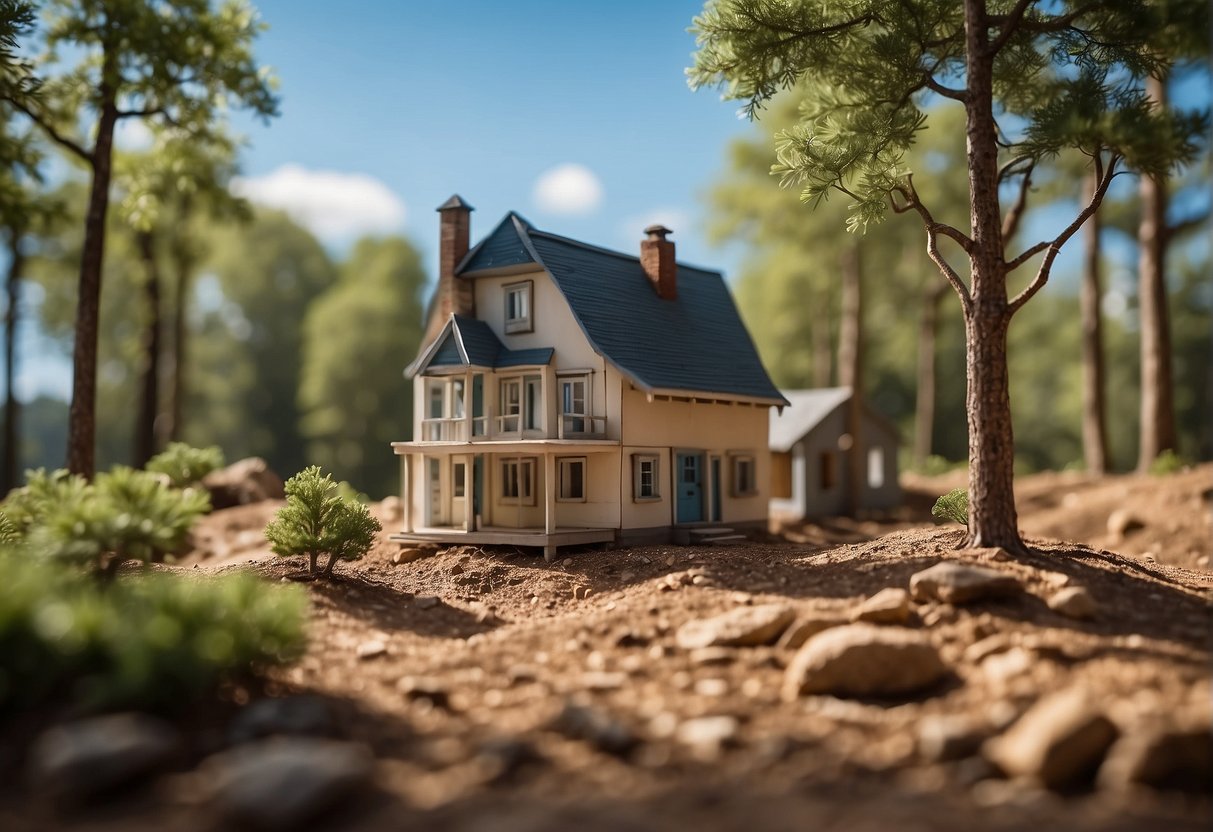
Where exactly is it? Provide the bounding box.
[4,470,1210,831]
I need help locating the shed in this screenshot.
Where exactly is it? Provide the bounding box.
[769,388,901,519]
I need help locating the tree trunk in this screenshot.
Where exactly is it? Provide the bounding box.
[962,0,1024,552]
[1080,170,1108,475]
[65,100,118,478]
[2,229,24,495]
[914,283,946,469]
[1137,74,1177,471]
[132,229,162,468]
[837,241,864,517]
[811,282,832,388]
[162,208,195,446]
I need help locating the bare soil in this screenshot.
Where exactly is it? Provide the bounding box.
[6,466,1211,831]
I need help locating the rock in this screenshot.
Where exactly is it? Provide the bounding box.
[393,547,433,565]
[1098,719,1212,792]
[202,457,285,509]
[776,615,846,650]
[1106,509,1145,539]
[415,595,440,609]
[398,677,451,709]
[852,587,911,625]
[675,716,739,759]
[29,713,180,801]
[782,624,947,699]
[202,737,373,831]
[229,696,336,744]
[579,672,627,692]
[980,646,1034,683]
[909,562,1020,604]
[964,634,1014,664]
[693,678,729,697]
[1047,586,1098,620]
[675,603,795,650]
[550,703,638,757]
[689,646,735,666]
[473,737,543,784]
[918,715,989,762]
[356,639,387,659]
[983,687,1118,789]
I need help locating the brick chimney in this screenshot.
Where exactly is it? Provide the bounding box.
[640,224,676,300]
[426,195,476,341]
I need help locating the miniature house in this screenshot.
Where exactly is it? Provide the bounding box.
[769,388,901,519]
[390,196,786,560]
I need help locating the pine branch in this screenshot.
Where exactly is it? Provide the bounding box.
[894,177,973,309]
[1001,159,1035,242]
[3,96,91,163]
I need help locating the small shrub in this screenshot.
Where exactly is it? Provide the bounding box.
[2,468,89,538]
[265,466,381,579]
[931,487,969,526]
[0,551,307,713]
[146,442,226,488]
[0,512,16,545]
[1148,450,1187,476]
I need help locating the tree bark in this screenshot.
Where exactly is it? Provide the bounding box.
[961,0,1023,552]
[914,283,946,469]
[65,97,117,478]
[132,229,162,468]
[837,241,864,517]
[1137,74,1177,471]
[1080,170,1108,475]
[2,229,24,495]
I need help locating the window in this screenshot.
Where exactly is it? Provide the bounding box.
[633,454,660,501]
[427,382,444,419]
[500,458,536,504]
[500,378,522,433]
[451,379,465,419]
[453,462,466,498]
[560,375,589,434]
[868,447,885,488]
[558,457,586,502]
[524,375,542,431]
[731,454,757,497]
[504,281,532,333]
[820,452,835,490]
[771,451,793,500]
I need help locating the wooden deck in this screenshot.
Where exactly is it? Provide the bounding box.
[388,527,616,561]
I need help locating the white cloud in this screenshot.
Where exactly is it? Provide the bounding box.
[114,119,154,151]
[619,207,692,240]
[231,164,407,243]
[532,163,603,215]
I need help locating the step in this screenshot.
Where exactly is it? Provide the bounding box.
[688,526,734,538]
[695,533,746,545]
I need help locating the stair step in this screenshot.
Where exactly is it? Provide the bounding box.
[694,534,746,545]
[689,526,734,537]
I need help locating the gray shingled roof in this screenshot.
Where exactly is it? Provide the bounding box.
[410,315,553,375]
[769,388,853,452]
[457,216,785,405]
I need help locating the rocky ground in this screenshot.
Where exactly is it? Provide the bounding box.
[3,466,1210,831]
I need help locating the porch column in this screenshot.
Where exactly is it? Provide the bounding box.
[401,455,412,533]
[544,452,557,534]
[463,370,472,441]
[464,455,474,532]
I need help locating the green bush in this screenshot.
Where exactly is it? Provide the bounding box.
[931,487,969,526]
[25,467,210,576]
[2,468,90,538]
[146,442,226,488]
[1148,449,1188,476]
[265,466,381,579]
[0,551,307,713]
[0,512,16,545]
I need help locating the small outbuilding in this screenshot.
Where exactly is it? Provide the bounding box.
[769,388,901,519]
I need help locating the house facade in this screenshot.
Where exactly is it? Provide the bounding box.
[769,388,901,519]
[390,196,786,560]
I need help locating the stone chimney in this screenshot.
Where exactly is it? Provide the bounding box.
[640,224,676,300]
[426,195,476,341]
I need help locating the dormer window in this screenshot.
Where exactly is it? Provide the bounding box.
[504,280,532,333]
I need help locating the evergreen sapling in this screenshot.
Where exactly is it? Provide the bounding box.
[265,466,381,579]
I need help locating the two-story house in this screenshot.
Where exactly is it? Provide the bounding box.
[390,196,786,561]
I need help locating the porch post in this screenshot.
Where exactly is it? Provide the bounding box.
[464,370,472,441]
[543,451,557,562]
[402,455,412,533]
[464,455,474,532]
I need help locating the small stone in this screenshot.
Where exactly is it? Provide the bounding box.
[1046,586,1097,620]
[675,716,739,759]
[620,570,637,582]
[202,737,373,831]
[1098,718,1212,792]
[416,595,440,609]
[689,646,735,666]
[909,561,1020,604]
[983,687,1118,789]
[506,665,539,685]
[473,737,543,784]
[563,558,573,567]
[1106,509,1145,539]
[918,715,989,762]
[356,639,387,659]
[694,678,729,697]
[852,587,912,625]
[776,615,846,650]
[449,563,465,576]
[964,634,1013,664]
[550,703,638,757]
[229,696,336,744]
[782,624,947,699]
[675,604,795,650]
[1140,551,1156,562]
[29,713,180,801]
[579,672,627,692]
[398,677,450,709]
[980,646,1033,682]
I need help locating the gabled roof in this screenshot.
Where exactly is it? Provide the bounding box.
[455,215,786,406]
[407,314,553,377]
[769,388,901,452]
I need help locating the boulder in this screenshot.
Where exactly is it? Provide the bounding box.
[852,587,912,625]
[909,561,1020,604]
[782,624,947,699]
[917,714,991,762]
[1098,719,1212,792]
[202,737,373,831]
[1106,509,1145,539]
[202,457,285,509]
[776,615,846,650]
[29,713,180,802]
[983,687,1117,789]
[1046,586,1098,620]
[229,696,336,744]
[675,603,795,650]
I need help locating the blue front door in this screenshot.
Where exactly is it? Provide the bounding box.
[676,453,703,523]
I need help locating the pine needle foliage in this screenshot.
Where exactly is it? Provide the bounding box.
[264,466,381,579]
[146,442,225,488]
[932,488,970,526]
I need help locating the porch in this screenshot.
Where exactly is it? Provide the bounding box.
[388,526,616,561]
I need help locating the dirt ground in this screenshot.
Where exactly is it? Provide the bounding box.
[5,465,1211,831]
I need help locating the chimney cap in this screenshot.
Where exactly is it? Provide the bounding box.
[643,224,672,240]
[437,194,475,212]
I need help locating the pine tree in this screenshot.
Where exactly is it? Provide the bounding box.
[265,466,381,580]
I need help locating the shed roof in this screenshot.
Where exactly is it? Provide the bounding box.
[769,388,853,452]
